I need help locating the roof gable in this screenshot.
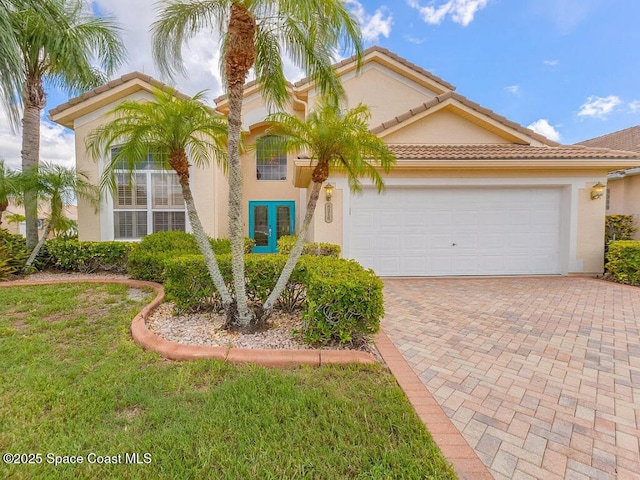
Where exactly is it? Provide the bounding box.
[49,72,189,128]
[370,91,558,146]
[294,46,455,96]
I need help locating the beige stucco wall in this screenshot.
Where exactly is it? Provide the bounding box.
[74,118,103,241]
[327,63,440,128]
[310,188,343,248]
[381,109,512,144]
[576,182,607,274]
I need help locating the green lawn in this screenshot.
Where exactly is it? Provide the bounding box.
[0,283,456,479]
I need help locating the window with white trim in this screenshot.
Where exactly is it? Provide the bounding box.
[256,136,287,180]
[112,151,186,239]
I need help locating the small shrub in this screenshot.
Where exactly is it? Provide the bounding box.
[46,237,132,273]
[605,240,640,285]
[277,235,341,257]
[0,229,30,280]
[301,257,383,345]
[605,215,637,244]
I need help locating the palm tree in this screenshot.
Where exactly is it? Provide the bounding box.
[260,100,395,319]
[0,0,53,126]
[86,88,233,309]
[4,0,125,248]
[0,160,19,227]
[21,162,99,270]
[152,0,362,329]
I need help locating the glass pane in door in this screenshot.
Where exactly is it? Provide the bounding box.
[253,205,269,246]
[276,206,291,240]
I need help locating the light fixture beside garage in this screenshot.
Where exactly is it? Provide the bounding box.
[324,182,334,202]
[590,182,605,200]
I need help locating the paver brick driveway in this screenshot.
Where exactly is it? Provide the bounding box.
[382,277,640,480]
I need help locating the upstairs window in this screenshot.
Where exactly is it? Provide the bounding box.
[256,136,287,180]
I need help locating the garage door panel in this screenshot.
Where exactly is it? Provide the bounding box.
[404,234,427,250]
[349,187,562,276]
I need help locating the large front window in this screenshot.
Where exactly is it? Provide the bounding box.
[112,151,186,239]
[256,136,287,180]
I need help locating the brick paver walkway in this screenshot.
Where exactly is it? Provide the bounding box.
[382,277,640,480]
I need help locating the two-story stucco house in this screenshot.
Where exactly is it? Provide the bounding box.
[50,46,640,277]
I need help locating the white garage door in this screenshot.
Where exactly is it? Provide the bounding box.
[349,187,562,276]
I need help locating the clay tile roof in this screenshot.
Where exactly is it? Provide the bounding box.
[387,144,640,160]
[293,45,456,91]
[576,125,640,153]
[49,72,190,116]
[371,91,559,146]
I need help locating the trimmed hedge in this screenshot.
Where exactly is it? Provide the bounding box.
[46,237,132,273]
[127,231,255,282]
[605,240,640,285]
[165,253,383,345]
[277,235,341,257]
[165,254,307,312]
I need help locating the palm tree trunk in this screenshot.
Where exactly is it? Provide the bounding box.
[177,173,233,308]
[23,216,52,272]
[22,76,46,249]
[261,181,323,319]
[225,3,257,328]
[0,200,7,226]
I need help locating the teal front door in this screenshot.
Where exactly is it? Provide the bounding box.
[249,201,295,253]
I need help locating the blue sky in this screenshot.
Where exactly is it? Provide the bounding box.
[2,0,639,170]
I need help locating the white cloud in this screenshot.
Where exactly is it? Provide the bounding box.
[505,85,520,95]
[346,0,393,42]
[527,119,561,142]
[544,59,559,66]
[0,109,75,172]
[408,0,488,27]
[403,34,426,45]
[629,100,640,113]
[578,95,622,118]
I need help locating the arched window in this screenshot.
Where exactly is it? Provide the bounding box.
[256,136,287,180]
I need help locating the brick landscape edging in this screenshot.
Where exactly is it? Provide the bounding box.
[1,277,376,367]
[374,330,493,480]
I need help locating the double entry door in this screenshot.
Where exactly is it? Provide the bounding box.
[248,201,295,253]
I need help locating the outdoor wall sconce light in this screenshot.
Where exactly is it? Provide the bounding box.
[590,182,605,200]
[324,183,334,202]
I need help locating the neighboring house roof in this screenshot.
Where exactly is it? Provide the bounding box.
[370,91,558,147]
[576,125,640,153]
[49,72,191,128]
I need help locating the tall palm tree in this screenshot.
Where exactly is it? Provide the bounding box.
[260,100,395,319]
[0,160,20,227]
[21,162,99,270]
[4,0,125,248]
[86,88,233,308]
[152,0,362,329]
[0,0,56,126]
